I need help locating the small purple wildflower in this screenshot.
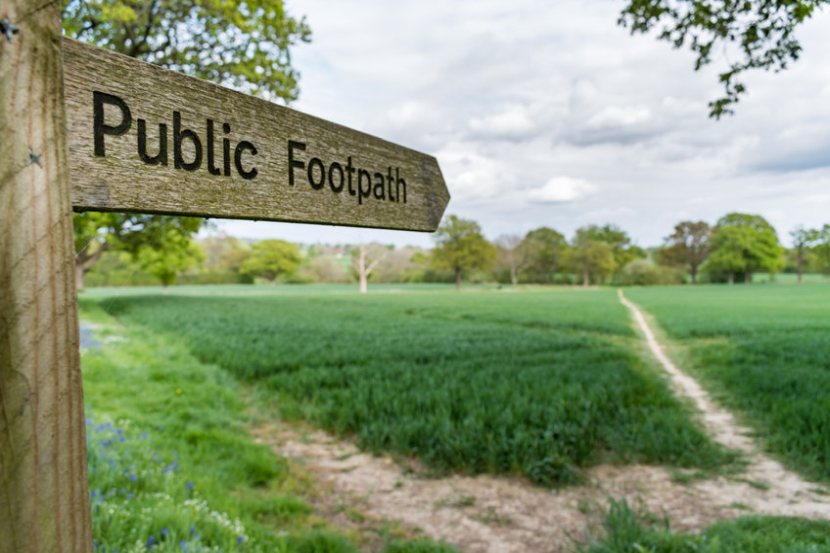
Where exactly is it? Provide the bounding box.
[146,535,157,548]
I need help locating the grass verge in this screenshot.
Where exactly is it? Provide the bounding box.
[583,499,830,552]
[80,300,456,552]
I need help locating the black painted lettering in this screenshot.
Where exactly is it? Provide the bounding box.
[288,140,306,186]
[206,119,221,176]
[346,157,356,196]
[307,158,325,190]
[283,142,415,206]
[329,162,345,193]
[137,119,168,166]
[396,168,407,204]
[223,123,232,176]
[173,111,202,171]
[386,167,395,202]
[373,172,386,200]
[234,141,258,180]
[358,169,372,205]
[93,91,131,157]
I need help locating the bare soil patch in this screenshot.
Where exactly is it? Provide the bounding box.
[251,422,736,553]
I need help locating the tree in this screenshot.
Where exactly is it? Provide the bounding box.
[706,213,784,283]
[702,226,748,284]
[785,245,821,276]
[352,243,391,294]
[518,227,568,284]
[495,235,526,286]
[580,224,644,272]
[63,1,311,281]
[619,0,822,118]
[565,228,617,286]
[659,221,711,283]
[814,225,830,273]
[306,255,350,284]
[73,213,202,289]
[372,246,428,283]
[432,215,497,290]
[201,234,249,272]
[62,0,311,102]
[617,259,685,286]
[240,239,301,283]
[136,232,204,287]
[790,226,820,284]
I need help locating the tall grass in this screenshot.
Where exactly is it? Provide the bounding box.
[583,499,830,552]
[627,285,830,482]
[93,287,731,486]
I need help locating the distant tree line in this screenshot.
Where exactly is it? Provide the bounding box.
[80,212,830,290]
[491,213,830,287]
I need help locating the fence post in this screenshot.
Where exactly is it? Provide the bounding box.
[0,1,92,552]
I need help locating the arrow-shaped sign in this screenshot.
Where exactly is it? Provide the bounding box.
[62,39,450,232]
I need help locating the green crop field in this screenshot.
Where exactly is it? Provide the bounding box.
[87,285,731,487]
[626,284,830,482]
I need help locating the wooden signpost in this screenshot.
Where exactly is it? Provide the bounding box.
[0,3,449,552]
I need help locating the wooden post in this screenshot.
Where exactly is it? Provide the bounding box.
[0,1,92,552]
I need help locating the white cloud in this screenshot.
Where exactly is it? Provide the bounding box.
[586,106,651,129]
[386,101,433,127]
[436,141,517,203]
[528,177,597,203]
[468,106,539,140]
[213,0,830,247]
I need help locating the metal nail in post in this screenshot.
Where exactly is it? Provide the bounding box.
[0,19,19,42]
[28,148,43,168]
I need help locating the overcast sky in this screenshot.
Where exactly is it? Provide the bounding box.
[215,0,830,248]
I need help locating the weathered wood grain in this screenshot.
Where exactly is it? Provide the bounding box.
[0,3,92,552]
[62,39,450,232]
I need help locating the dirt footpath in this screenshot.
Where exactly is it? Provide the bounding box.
[253,423,738,553]
[618,290,830,519]
[249,293,830,553]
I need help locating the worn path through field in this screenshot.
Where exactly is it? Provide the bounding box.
[250,293,830,553]
[618,289,830,518]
